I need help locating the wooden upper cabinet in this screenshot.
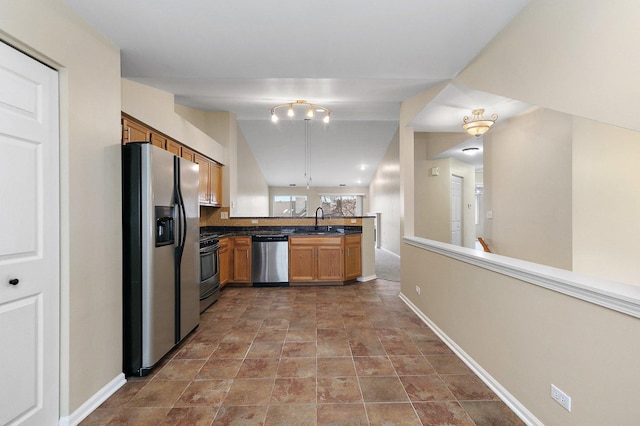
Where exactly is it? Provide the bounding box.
[122,114,223,205]
[165,138,181,155]
[194,153,211,205]
[150,132,167,149]
[181,146,195,162]
[194,153,222,207]
[209,162,222,206]
[122,118,150,144]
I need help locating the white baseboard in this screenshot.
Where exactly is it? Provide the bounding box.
[59,373,126,426]
[357,274,377,282]
[399,292,542,426]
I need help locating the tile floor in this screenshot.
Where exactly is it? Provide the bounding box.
[82,280,524,425]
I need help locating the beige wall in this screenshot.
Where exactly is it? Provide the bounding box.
[235,127,269,216]
[572,118,640,285]
[121,79,226,164]
[483,107,573,269]
[369,129,401,254]
[414,134,477,249]
[0,0,122,415]
[171,108,270,215]
[402,243,640,425]
[455,1,640,134]
[415,158,476,249]
[398,2,640,424]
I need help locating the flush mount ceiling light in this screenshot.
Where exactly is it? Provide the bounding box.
[462,147,480,155]
[462,109,498,137]
[270,100,331,124]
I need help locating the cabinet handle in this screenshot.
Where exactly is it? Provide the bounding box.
[127,128,130,141]
[9,278,19,285]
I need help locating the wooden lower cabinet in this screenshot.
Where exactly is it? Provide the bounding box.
[344,234,362,281]
[219,237,230,286]
[289,245,316,282]
[316,245,344,281]
[231,236,251,284]
[289,236,349,283]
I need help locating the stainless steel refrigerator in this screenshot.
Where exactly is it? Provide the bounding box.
[122,142,200,376]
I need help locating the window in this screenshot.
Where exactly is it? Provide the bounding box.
[273,195,307,217]
[319,195,363,217]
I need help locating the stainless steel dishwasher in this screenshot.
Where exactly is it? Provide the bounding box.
[252,235,289,286]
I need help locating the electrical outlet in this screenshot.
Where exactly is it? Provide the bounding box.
[220,212,229,219]
[415,286,421,294]
[551,384,572,412]
[251,219,258,224]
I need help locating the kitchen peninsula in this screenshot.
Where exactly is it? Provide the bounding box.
[201,208,376,287]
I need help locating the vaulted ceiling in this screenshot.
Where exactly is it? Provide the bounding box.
[63,0,530,186]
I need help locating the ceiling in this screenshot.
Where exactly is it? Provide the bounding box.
[62,0,530,187]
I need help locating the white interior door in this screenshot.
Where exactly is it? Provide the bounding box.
[0,41,59,425]
[451,175,463,246]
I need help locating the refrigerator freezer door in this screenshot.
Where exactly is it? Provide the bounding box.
[178,157,200,338]
[142,145,177,368]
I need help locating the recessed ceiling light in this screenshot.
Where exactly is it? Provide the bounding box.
[359,165,366,171]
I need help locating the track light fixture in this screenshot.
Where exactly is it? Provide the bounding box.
[269,100,331,124]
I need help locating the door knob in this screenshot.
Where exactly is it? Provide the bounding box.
[8,278,19,285]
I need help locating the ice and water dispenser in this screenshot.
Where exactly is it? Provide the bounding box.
[154,206,175,246]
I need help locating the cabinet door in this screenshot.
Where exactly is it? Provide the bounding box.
[166,138,181,156]
[232,237,251,283]
[150,132,166,149]
[219,238,230,286]
[122,118,150,144]
[289,245,315,281]
[181,146,195,162]
[194,153,211,204]
[344,235,361,280]
[209,162,222,207]
[317,245,343,281]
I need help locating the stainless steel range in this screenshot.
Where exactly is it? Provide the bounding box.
[199,233,220,313]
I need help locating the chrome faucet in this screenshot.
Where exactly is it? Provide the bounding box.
[315,207,324,228]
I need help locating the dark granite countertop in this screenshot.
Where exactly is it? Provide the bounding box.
[200,225,362,239]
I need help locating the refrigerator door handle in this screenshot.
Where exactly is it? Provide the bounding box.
[173,156,187,343]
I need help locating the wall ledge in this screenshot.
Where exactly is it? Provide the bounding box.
[404,236,640,319]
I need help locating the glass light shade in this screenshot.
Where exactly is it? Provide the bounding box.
[323,114,330,124]
[463,120,493,136]
[306,107,314,118]
[462,109,497,137]
[271,112,278,123]
[287,105,295,117]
